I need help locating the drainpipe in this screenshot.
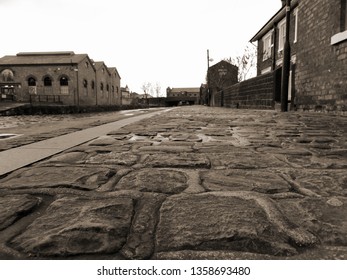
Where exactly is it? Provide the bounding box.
[281,0,291,112]
[272,23,277,71]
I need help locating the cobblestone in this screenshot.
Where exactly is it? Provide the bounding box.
[0,106,346,259]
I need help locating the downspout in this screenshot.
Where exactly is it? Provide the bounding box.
[272,23,277,71]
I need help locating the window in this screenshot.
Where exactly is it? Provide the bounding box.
[60,76,69,86]
[43,76,53,94]
[263,31,273,61]
[43,77,52,86]
[83,79,88,96]
[60,76,69,95]
[28,77,36,86]
[278,19,286,52]
[293,8,299,43]
[91,80,95,90]
[331,0,347,44]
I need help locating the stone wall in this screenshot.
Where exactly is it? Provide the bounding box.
[214,72,275,109]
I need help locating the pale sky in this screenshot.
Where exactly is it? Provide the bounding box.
[0,0,280,95]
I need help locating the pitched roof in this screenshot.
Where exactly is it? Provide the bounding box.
[0,51,88,65]
[250,0,298,42]
[108,67,121,79]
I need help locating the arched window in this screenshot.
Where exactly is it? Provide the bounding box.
[44,77,52,86]
[60,76,69,95]
[83,79,88,88]
[91,80,95,90]
[60,76,69,86]
[106,84,109,92]
[43,76,53,94]
[28,77,36,86]
[100,82,104,91]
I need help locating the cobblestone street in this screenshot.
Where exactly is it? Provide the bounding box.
[0,106,346,260]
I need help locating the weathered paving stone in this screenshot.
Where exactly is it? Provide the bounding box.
[116,169,188,194]
[289,169,347,197]
[86,152,138,166]
[10,196,133,257]
[144,153,210,168]
[0,166,115,190]
[201,169,290,194]
[156,192,317,257]
[0,195,41,230]
[277,197,347,246]
[137,145,193,153]
[88,135,118,146]
[169,133,202,142]
[208,152,288,169]
[42,152,87,165]
[121,193,167,259]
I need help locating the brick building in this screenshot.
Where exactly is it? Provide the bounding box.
[0,52,121,107]
[207,60,239,106]
[251,0,347,112]
[166,87,201,106]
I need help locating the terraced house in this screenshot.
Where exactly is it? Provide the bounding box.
[0,51,121,107]
[251,0,347,112]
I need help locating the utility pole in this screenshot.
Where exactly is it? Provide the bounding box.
[281,0,291,112]
[207,49,210,106]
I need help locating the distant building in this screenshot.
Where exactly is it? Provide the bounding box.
[0,51,121,106]
[121,85,132,105]
[251,0,347,112]
[207,60,239,106]
[166,87,201,106]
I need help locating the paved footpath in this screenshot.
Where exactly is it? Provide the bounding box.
[0,106,346,260]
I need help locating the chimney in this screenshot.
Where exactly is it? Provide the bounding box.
[281,0,286,7]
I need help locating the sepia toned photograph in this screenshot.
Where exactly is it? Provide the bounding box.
[0,0,346,277]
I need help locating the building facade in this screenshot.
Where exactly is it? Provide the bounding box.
[207,60,239,106]
[0,52,121,107]
[251,0,347,112]
[166,87,201,106]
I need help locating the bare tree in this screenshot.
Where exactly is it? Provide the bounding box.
[154,82,161,97]
[225,44,257,82]
[141,82,152,96]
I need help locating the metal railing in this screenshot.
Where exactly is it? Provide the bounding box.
[29,94,62,104]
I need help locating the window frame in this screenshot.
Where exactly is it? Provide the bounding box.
[331,0,347,45]
[293,7,299,43]
[278,18,286,52]
[262,31,273,61]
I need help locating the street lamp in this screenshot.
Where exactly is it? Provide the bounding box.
[281,0,291,112]
[207,49,214,106]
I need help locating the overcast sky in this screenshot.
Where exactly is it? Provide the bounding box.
[1,0,280,95]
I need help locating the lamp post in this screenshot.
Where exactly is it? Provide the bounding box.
[206,49,213,106]
[281,0,291,112]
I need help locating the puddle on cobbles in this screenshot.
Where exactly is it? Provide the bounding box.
[0,133,21,140]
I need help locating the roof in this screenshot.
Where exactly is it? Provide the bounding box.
[108,67,121,79]
[94,61,111,75]
[250,0,298,42]
[209,60,238,70]
[0,51,89,65]
[169,87,200,93]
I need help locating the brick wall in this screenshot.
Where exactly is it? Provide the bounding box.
[295,0,347,113]
[214,72,275,109]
